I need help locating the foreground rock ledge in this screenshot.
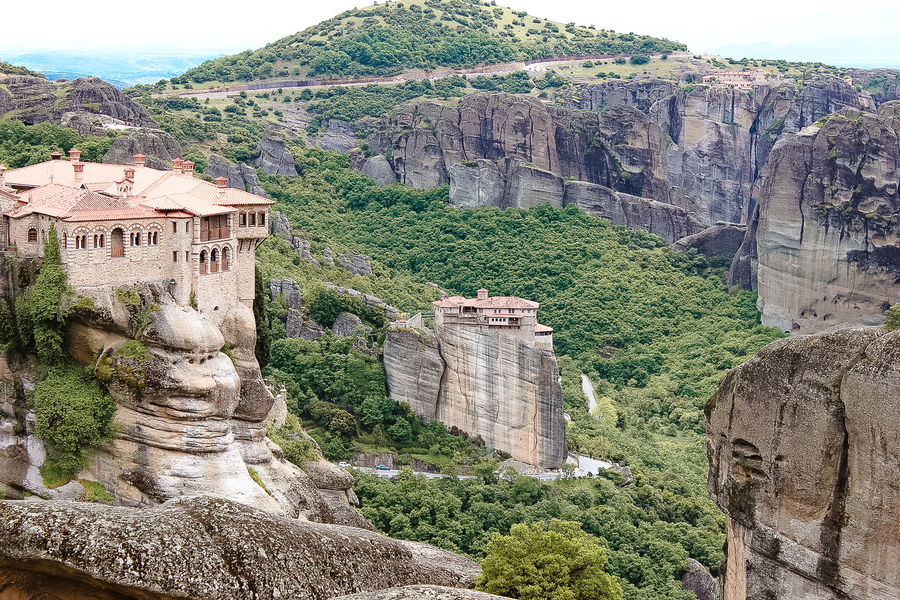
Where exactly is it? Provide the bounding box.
[0,496,480,600]
[707,327,900,599]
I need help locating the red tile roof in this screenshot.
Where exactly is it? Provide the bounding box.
[535,324,554,333]
[433,293,539,310]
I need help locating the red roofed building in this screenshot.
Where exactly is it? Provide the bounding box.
[433,288,553,349]
[0,151,274,312]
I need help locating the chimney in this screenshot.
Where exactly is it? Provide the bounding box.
[124,167,135,180]
[73,162,85,184]
[183,161,195,177]
[172,158,184,174]
[68,148,82,162]
[51,152,62,161]
[133,154,146,168]
[215,176,227,201]
[477,288,488,300]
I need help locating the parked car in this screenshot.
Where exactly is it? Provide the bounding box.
[375,464,390,470]
[338,462,351,468]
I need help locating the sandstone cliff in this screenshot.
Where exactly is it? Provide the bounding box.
[0,280,368,529]
[706,327,900,599]
[383,325,566,469]
[748,104,900,333]
[0,496,479,600]
[369,76,872,228]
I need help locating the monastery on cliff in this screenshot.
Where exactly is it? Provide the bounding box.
[433,288,554,350]
[0,150,273,312]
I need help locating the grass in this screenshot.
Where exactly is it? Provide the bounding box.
[80,479,114,502]
[116,340,149,362]
[247,466,272,495]
[39,459,74,489]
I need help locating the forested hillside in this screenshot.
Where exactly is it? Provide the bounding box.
[180,0,685,84]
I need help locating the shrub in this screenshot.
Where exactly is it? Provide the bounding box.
[885,304,900,331]
[33,364,118,478]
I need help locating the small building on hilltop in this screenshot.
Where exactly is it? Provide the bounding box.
[701,68,767,89]
[433,288,554,350]
[0,151,273,312]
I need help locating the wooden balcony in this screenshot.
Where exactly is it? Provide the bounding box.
[200,227,231,242]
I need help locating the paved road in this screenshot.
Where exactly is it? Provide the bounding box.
[581,374,598,414]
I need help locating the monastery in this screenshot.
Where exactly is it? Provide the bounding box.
[0,151,273,312]
[701,68,767,90]
[433,288,554,350]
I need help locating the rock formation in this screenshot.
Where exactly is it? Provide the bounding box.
[332,586,512,600]
[339,249,373,276]
[370,76,873,228]
[256,130,299,177]
[0,496,480,600]
[383,316,566,469]
[101,129,183,170]
[0,76,156,127]
[706,327,900,599]
[748,104,900,333]
[0,281,367,529]
[670,222,748,259]
[206,154,268,197]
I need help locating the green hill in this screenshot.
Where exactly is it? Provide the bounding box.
[181,0,686,84]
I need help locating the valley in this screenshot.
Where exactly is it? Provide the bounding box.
[0,1,898,599]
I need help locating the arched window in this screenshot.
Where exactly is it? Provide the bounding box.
[130,232,141,246]
[210,249,219,273]
[149,231,158,245]
[99,234,105,248]
[257,212,265,226]
[93,235,98,248]
[222,247,230,271]
[199,250,208,274]
[111,228,124,257]
[27,228,37,243]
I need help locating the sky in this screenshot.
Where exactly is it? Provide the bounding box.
[2,0,899,60]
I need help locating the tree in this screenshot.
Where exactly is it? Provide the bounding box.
[476,519,623,600]
[308,287,345,329]
[253,265,271,369]
[885,304,900,332]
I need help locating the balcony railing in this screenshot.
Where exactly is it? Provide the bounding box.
[200,227,231,242]
[111,247,125,258]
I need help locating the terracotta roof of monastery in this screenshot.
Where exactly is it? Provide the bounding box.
[4,159,273,213]
[535,324,554,333]
[6,185,163,222]
[433,294,539,310]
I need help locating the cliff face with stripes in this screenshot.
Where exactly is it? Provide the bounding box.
[383,323,566,469]
[706,327,900,599]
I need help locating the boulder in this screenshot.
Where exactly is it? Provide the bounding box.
[361,155,397,187]
[333,312,364,337]
[270,277,302,310]
[256,130,298,177]
[339,250,373,276]
[670,222,747,259]
[680,559,717,600]
[0,496,481,600]
[324,245,336,266]
[707,327,900,599]
[270,209,291,237]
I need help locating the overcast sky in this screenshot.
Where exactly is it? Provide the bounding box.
[3,0,899,56]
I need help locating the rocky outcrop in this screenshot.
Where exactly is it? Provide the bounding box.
[383,323,566,469]
[339,250,373,276]
[333,312,366,337]
[749,105,900,333]
[256,130,298,177]
[707,327,900,599]
[206,154,268,197]
[372,77,873,228]
[681,559,718,600]
[361,155,397,186]
[0,281,366,529]
[563,180,704,243]
[270,276,303,310]
[671,222,748,259]
[101,129,183,170]
[0,76,156,127]
[332,586,512,600]
[323,283,400,321]
[0,496,480,600]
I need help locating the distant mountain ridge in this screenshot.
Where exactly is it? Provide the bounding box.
[181,0,685,85]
